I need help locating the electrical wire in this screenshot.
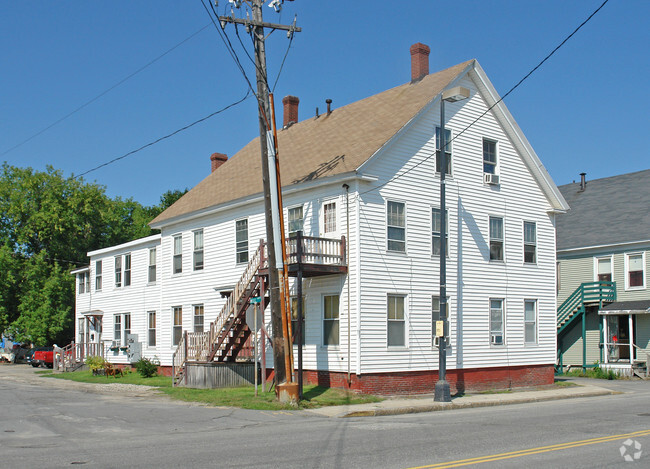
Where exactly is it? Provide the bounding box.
[1,23,213,157]
[200,0,259,100]
[272,21,295,92]
[357,0,609,198]
[75,90,251,179]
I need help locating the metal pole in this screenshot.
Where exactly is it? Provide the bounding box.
[434,97,451,402]
[296,230,304,398]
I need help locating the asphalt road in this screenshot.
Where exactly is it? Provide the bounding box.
[1,365,649,468]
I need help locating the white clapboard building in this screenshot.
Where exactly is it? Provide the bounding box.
[72,43,568,394]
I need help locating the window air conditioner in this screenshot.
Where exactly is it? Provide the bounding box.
[484,173,500,185]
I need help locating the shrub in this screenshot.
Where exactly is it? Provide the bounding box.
[86,355,105,372]
[133,357,160,378]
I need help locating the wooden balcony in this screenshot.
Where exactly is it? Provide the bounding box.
[260,233,347,278]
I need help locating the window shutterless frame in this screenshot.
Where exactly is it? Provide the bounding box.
[523,221,536,264]
[323,294,340,346]
[386,200,406,252]
[489,216,504,262]
[387,294,406,347]
[173,235,183,274]
[483,138,497,174]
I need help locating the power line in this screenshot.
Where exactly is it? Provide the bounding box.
[358,0,609,198]
[2,23,213,157]
[75,90,251,178]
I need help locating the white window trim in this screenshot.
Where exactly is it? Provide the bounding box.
[235,218,249,264]
[193,304,205,333]
[482,138,498,175]
[386,199,407,254]
[147,311,157,348]
[287,204,304,238]
[320,199,339,236]
[524,299,538,345]
[435,125,453,176]
[488,215,505,263]
[523,220,537,265]
[172,234,183,275]
[624,251,646,290]
[148,247,157,284]
[593,255,614,283]
[322,293,340,348]
[431,206,449,258]
[386,293,408,348]
[172,306,183,347]
[489,298,505,346]
[193,229,204,271]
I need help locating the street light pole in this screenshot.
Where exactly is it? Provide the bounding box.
[434,86,469,403]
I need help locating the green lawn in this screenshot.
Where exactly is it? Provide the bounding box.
[41,370,381,410]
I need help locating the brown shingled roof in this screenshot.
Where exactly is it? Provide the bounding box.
[151,60,474,226]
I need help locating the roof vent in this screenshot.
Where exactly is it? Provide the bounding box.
[579,172,587,191]
[326,99,332,115]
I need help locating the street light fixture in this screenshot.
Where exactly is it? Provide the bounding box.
[434,86,470,403]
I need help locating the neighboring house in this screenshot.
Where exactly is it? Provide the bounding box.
[72,43,569,394]
[556,170,650,377]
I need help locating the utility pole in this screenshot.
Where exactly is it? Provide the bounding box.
[219,0,301,394]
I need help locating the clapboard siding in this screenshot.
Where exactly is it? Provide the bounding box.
[76,70,561,377]
[356,74,557,374]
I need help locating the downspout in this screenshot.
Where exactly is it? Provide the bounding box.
[343,183,351,386]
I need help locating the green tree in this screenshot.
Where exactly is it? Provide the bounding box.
[0,163,183,345]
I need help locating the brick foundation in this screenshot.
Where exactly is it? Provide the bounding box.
[298,364,554,395]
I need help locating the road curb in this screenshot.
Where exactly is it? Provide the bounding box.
[312,387,619,418]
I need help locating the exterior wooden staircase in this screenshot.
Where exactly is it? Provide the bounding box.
[556,281,616,372]
[173,241,268,386]
[172,233,348,387]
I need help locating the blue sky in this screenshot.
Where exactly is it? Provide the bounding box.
[1,1,648,207]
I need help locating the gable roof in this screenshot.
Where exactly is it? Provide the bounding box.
[151,61,472,227]
[556,169,650,251]
[151,59,567,228]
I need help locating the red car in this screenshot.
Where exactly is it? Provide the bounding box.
[31,347,54,368]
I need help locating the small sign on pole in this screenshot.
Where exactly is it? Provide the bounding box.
[435,320,444,337]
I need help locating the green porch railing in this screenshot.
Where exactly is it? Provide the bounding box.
[557,281,616,373]
[557,281,616,333]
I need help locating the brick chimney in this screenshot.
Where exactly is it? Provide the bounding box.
[210,153,227,173]
[410,43,430,82]
[282,95,299,128]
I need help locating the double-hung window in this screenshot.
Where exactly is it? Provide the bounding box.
[490,298,504,345]
[435,126,452,174]
[523,222,536,264]
[95,260,102,291]
[173,235,183,274]
[387,295,405,347]
[114,315,122,343]
[489,216,504,261]
[483,139,497,174]
[626,253,645,289]
[323,202,337,234]
[78,273,87,294]
[172,306,183,346]
[193,304,204,333]
[288,206,304,238]
[386,201,406,252]
[596,257,612,282]
[193,230,204,271]
[432,208,448,256]
[148,311,156,347]
[123,313,131,343]
[236,219,249,264]
[323,295,340,346]
[115,256,122,287]
[524,300,537,344]
[123,253,131,287]
[148,248,157,283]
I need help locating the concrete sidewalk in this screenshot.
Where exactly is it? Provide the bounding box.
[304,381,618,418]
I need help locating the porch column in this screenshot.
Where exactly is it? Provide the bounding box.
[629,314,634,363]
[603,314,609,363]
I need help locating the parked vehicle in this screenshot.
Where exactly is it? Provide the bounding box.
[30,347,54,368]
